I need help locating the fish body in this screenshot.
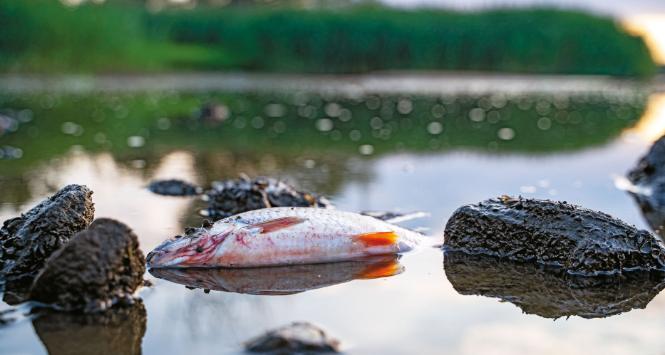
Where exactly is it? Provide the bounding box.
[147,207,422,268]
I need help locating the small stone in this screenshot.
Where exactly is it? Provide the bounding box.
[147,179,202,197]
[245,322,340,353]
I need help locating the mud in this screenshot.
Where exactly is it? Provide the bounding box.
[201,176,331,219]
[444,252,665,319]
[147,179,202,197]
[245,322,340,354]
[443,196,665,275]
[32,301,146,355]
[149,255,402,295]
[627,135,665,238]
[1,185,94,303]
[29,218,145,312]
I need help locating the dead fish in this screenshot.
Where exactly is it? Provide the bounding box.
[147,207,422,268]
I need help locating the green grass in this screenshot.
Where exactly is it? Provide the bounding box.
[0,1,657,76]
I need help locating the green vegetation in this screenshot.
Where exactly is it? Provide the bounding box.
[0,1,657,76]
[0,91,646,176]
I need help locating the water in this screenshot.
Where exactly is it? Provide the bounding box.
[0,74,664,355]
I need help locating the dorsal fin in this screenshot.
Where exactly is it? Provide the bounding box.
[251,216,306,234]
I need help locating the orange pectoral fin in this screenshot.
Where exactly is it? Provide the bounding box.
[355,231,399,247]
[252,216,306,234]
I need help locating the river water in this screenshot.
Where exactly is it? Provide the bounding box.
[0,74,664,354]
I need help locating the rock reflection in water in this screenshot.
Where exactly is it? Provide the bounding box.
[444,252,665,319]
[32,301,146,355]
[627,135,665,239]
[150,255,403,295]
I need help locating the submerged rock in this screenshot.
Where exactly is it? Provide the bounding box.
[29,218,145,312]
[147,179,202,197]
[1,185,94,302]
[627,135,665,238]
[149,255,402,295]
[201,176,331,219]
[443,196,665,275]
[245,322,340,354]
[444,252,665,319]
[33,301,146,355]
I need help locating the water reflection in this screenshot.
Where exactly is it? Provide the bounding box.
[444,252,665,319]
[32,302,146,355]
[149,255,403,295]
[0,90,647,181]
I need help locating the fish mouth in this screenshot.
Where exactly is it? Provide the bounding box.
[146,252,187,268]
[146,249,188,269]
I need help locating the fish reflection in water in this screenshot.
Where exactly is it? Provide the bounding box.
[31,301,146,355]
[149,255,403,295]
[444,252,665,319]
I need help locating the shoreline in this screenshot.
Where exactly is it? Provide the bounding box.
[0,71,662,96]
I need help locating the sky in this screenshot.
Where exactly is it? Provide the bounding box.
[379,0,665,17]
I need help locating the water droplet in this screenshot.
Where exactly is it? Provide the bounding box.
[157,117,171,130]
[469,108,485,122]
[61,122,83,136]
[427,121,443,135]
[497,127,515,140]
[370,117,383,130]
[265,103,286,118]
[325,103,342,117]
[359,144,374,155]
[537,117,552,130]
[397,98,413,114]
[316,118,333,132]
[127,136,145,148]
[251,116,265,129]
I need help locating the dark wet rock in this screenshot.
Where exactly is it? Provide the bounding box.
[33,301,146,355]
[149,255,402,295]
[29,218,145,312]
[443,196,665,275]
[1,185,94,302]
[148,179,202,196]
[444,252,665,319]
[245,322,340,354]
[201,175,331,220]
[627,135,665,238]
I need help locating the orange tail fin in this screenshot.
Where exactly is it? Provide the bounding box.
[355,231,399,247]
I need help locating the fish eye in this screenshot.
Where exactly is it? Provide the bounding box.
[195,246,204,253]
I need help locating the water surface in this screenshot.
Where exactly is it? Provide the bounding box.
[1,75,664,355]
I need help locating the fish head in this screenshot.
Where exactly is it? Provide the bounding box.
[147,222,243,268]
